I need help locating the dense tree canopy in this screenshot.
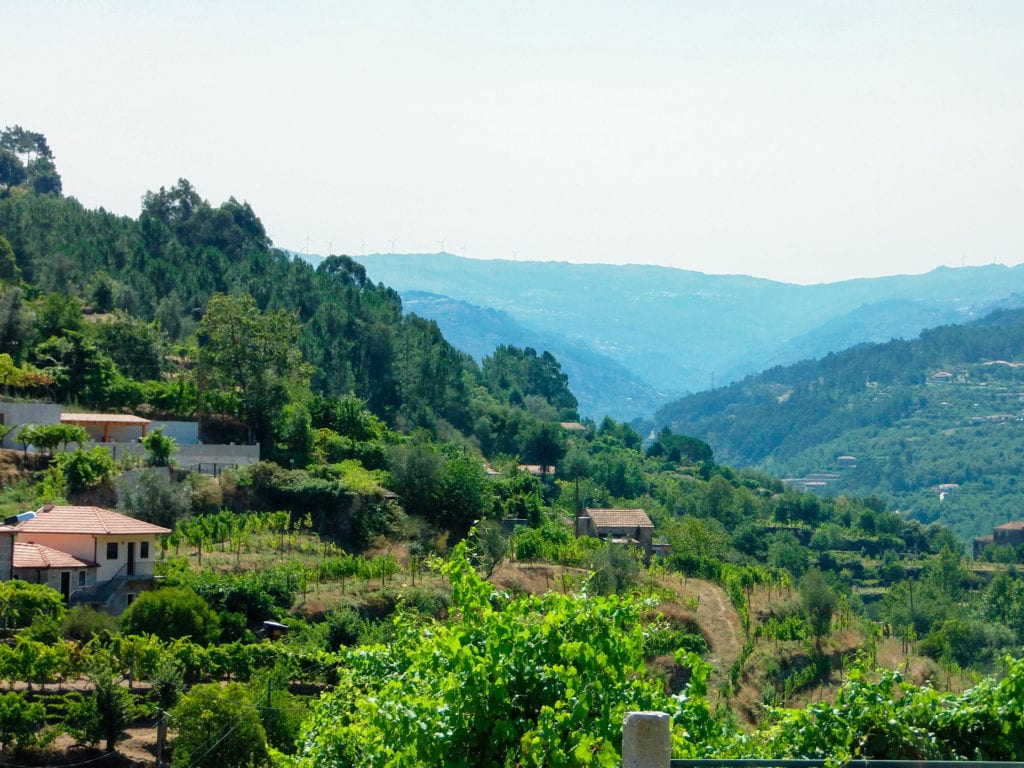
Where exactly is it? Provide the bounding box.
[197,292,313,447]
[482,344,579,419]
[0,126,61,195]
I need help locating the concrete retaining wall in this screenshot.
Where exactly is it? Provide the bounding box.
[148,421,200,445]
[94,440,260,471]
[0,403,62,448]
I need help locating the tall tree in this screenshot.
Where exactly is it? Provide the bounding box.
[801,568,837,649]
[0,236,21,284]
[520,420,566,474]
[91,312,166,380]
[0,150,25,194]
[196,292,312,446]
[0,126,61,195]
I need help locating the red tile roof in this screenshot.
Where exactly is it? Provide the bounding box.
[13,542,97,569]
[583,508,653,529]
[17,506,170,536]
[62,413,151,426]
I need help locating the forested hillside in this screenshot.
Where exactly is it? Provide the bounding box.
[655,308,1024,542]
[401,290,670,419]
[0,177,587,468]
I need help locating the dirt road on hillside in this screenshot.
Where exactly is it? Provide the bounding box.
[668,575,745,683]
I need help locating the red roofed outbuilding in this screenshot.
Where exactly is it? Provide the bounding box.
[61,413,150,443]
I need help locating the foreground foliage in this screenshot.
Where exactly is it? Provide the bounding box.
[170,682,267,768]
[754,657,1024,761]
[296,543,719,768]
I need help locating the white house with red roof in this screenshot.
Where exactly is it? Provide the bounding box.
[0,505,169,609]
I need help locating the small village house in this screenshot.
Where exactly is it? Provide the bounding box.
[575,508,655,557]
[0,505,169,611]
[973,520,1024,560]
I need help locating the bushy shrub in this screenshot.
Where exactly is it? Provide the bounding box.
[0,691,52,751]
[642,621,709,660]
[0,581,65,629]
[120,587,220,645]
[217,611,255,643]
[398,586,449,619]
[324,607,362,651]
[166,565,298,624]
[587,544,641,595]
[51,447,116,494]
[61,606,117,643]
[117,468,189,527]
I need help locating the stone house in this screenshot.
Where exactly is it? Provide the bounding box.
[575,508,655,556]
[973,521,1024,560]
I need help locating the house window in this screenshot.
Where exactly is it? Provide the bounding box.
[106,542,118,560]
[140,541,150,559]
[78,571,86,587]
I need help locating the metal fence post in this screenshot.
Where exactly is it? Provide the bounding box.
[622,711,671,768]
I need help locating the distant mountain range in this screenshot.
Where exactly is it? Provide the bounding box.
[398,291,669,421]
[301,252,1024,421]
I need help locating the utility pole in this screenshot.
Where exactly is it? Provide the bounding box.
[155,711,167,768]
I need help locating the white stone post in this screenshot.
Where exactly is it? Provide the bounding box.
[622,711,671,768]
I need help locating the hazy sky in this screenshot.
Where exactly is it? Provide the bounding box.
[6,2,1023,284]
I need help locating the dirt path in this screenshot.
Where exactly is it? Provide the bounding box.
[665,574,745,681]
[24,727,156,768]
[492,563,748,686]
